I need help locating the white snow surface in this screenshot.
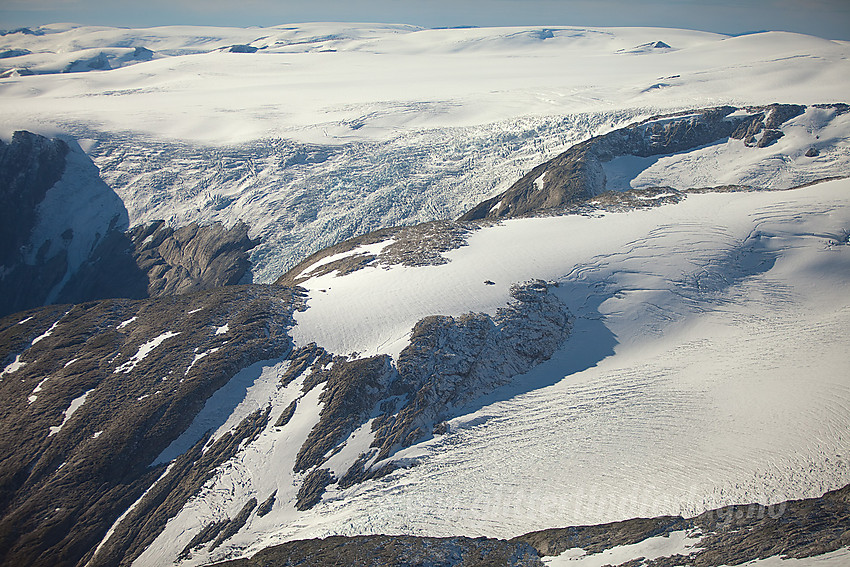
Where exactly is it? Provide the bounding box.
[0,354,26,377]
[31,319,60,344]
[48,389,93,437]
[113,331,180,374]
[1,24,849,281]
[718,548,850,566]
[28,377,51,404]
[544,529,703,566]
[138,178,850,565]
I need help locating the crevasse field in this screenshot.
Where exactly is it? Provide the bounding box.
[2,22,849,566]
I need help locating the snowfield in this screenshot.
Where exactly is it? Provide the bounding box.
[137,178,850,565]
[1,23,849,280]
[2,22,849,566]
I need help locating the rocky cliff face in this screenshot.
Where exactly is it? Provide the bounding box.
[0,131,258,318]
[459,104,807,221]
[59,219,258,305]
[0,131,70,317]
[213,534,546,567]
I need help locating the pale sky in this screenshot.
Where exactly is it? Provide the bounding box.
[1,0,849,40]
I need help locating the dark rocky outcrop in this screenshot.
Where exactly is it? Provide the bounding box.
[295,469,334,511]
[255,491,276,517]
[0,284,304,567]
[513,483,850,566]
[131,46,153,60]
[372,280,570,461]
[64,52,112,72]
[210,498,258,551]
[286,281,571,508]
[459,104,806,221]
[294,354,395,474]
[0,27,45,36]
[277,220,488,287]
[211,534,546,567]
[61,219,258,304]
[0,49,31,59]
[227,45,259,53]
[207,484,849,567]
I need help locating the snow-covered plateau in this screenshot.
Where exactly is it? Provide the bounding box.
[1,21,849,567]
[1,22,849,280]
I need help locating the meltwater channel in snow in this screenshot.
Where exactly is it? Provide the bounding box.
[138,179,850,565]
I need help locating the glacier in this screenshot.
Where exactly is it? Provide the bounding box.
[1,21,849,567]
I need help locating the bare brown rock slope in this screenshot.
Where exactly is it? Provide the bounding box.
[0,285,303,567]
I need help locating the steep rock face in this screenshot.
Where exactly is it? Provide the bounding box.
[0,285,303,567]
[0,131,258,318]
[0,131,68,267]
[0,132,70,317]
[143,221,256,293]
[60,220,258,304]
[460,104,806,221]
[380,280,571,458]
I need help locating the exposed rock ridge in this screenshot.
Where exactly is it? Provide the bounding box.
[0,284,304,567]
[212,534,546,567]
[513,482,850,566]
[206,484,850,567]
[277,219,490,287]
[459,104,808,221]
[287,280,571,509]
